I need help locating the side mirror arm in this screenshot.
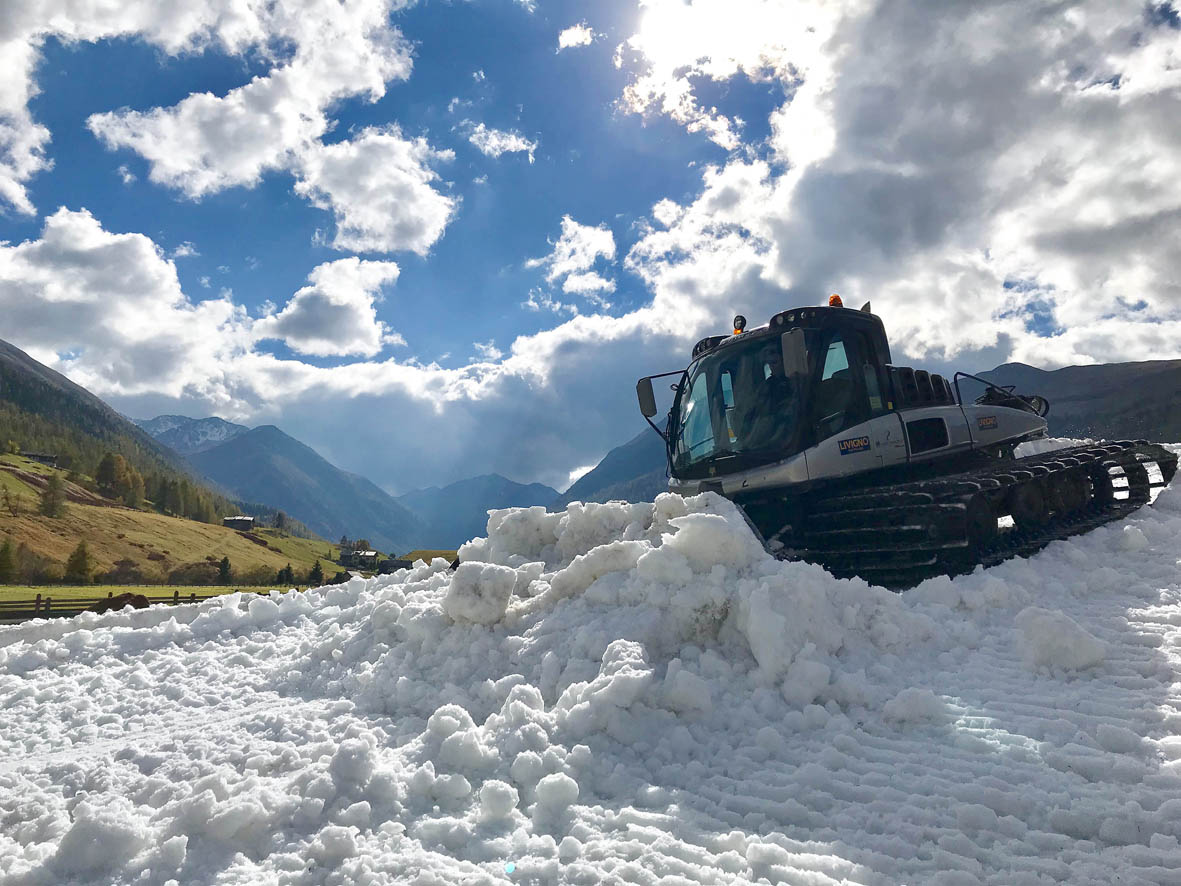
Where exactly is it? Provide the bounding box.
[636,369,687,444]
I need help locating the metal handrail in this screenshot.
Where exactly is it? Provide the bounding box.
[952,370,1013,407]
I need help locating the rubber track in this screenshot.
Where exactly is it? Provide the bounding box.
[763,441,1177,589]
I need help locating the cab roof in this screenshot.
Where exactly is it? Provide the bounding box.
[691,305,884,361]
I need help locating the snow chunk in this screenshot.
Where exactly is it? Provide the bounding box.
[1119,525,1149,552]
[427,704,475,738]
[479,780,519,821]
[443,561,517,624]
[1096,723,1141,754]
[662,660,712,715]
[535,772,579,812]
[329,738,376,787]
[662,511,766,572]
[780,656,832,707]
[312,825,357,862]
[555,639,654,737]
[1015,607,1107,672]
[546,540,648,602]
[883,688,949,725]
[53,800,147,875]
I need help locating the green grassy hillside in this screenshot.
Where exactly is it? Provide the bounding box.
[0,454,337,585]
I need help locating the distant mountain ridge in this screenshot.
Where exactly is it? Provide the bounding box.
[551,429,668,509]
[133,416,563,552]
[979,360,1181,442]
[398,474,558,548]
[182,425,423,554]
[133,415,248,455]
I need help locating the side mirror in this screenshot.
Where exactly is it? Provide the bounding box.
[781,328,809,378]
[636,377,658,418]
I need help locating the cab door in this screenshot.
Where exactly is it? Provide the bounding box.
[805,326,907,478]
[806,329,874,477]
[847,326,906,470]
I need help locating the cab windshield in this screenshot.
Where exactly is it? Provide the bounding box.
[671,335,802,477]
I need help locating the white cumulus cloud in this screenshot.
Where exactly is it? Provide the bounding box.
[0,207,252,400]
[85,1,412,198]
[619,0,1181,370]
[295,126,458,256]
[464,122,537,163]
[558,23,595,51]
[527,216,617,302]
[254,258,403,358]
[1,1,455,256]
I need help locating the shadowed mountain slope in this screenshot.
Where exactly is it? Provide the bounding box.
[397,474,558,549]
[188,426,422,554]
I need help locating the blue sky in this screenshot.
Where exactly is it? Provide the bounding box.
[2,0,1180,493]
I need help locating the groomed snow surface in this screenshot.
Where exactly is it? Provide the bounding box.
[3,441,1181,885]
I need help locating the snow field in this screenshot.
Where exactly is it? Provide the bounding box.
[1,441,1181,884]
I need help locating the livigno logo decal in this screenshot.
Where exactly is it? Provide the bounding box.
[838,435,871,455]
[978,415,998,430]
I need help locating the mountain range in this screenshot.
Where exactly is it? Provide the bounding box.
[397,475,558,549]
[979,360,1181,443]
[134,415,563,553]
[177,424,419,554]
[550,429,668,510]
[133,415,248,455]
[1,338,192,478]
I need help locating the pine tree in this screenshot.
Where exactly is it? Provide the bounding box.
[309,560,324,586]
[39,474,67,517]
[277,563,295,585]
[95,452,132,499]
[164,481,183,515]
[275,510,287,531]
[0,538,15,583]
[218,556,231,584]
[123,469,145,509]
[64,541,92,584]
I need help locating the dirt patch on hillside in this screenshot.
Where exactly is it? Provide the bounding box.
[1,466,119,508]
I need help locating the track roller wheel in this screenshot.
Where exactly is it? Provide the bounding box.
[1009,481,1048,530]
[1090,465,1116,508]
[965,494,998,553]
[1125,461,1151,504]
[1048,470,1089,515]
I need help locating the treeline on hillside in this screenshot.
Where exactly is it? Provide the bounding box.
[0,400,162,477]
[1,402,237,520]
[0,535,335,588]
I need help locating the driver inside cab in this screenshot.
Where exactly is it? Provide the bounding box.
[738,343,794,446]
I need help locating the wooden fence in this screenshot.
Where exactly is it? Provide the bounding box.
[0,589,271,623]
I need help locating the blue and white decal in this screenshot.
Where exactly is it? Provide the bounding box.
[838,435,872,456]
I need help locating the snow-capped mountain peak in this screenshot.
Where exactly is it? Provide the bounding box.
[133,414,250,455]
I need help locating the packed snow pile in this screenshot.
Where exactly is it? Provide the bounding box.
[2,442,1181,885]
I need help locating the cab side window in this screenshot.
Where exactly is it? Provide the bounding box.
[814,333,870,440]
[852,330,887,415]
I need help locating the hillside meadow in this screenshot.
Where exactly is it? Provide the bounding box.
[0,454,339,585]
